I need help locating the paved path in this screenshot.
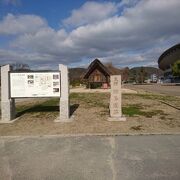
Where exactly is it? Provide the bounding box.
[0,135,180,180]
[125,84,180,96]
[70,87,137,94]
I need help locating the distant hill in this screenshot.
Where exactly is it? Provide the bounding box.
[129,67,163,78]
[68,66,164,84]
[69,68,86,82]
[69,66,163,78]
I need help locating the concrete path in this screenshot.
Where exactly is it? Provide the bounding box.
[70,87,137,94]
[125,84,180,96]
[0,135,180,180]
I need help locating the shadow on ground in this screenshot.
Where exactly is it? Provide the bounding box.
[16,104,79,118]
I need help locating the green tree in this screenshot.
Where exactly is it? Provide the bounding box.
[172,60,180,77]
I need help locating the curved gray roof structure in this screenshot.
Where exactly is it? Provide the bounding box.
[158,43,180,70]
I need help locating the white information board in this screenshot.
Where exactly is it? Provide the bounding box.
[10,72,60,98]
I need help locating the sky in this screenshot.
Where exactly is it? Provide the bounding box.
[0,0,180,70]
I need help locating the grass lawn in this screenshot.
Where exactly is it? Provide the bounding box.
[0,92,180,135]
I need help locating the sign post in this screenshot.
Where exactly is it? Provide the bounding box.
[0,64,71,123]
[108,75,126,121]
[0,65,16,123]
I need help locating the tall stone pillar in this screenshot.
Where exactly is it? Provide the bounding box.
[55,64,71,122]
[108,75,126,121]
[1,65,16,123]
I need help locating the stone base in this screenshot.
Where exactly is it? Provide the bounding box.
[0,118,17,124]
[54,116,74,123]
[108,116,126,121]
[1,100,16,121]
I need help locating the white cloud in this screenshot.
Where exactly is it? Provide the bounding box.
[0,48,73,69]
[1,0,21,6]
[1,0,180,69]
[63,1,118,27]
[11,28,68,53]
[100,46,168,67]
[67,0,180,51]
[0,13,47,35]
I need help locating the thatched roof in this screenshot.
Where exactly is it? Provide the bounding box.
[105,63,123,75]
[83,59,122,79]
[84,59,110,79]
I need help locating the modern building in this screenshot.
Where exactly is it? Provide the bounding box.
[150,74,157,83]
[83,59,128,88]
[158,43,180,77]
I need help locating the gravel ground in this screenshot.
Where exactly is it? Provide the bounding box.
[0,92,179,136]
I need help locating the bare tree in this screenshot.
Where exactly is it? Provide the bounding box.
[138,67,147,83]
[12,63,30,71]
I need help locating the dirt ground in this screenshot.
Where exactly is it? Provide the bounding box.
[0,91,180,136]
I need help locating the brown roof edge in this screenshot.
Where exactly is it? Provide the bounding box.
[83,59,111,79]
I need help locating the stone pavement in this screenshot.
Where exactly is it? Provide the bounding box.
[0,135,180,180]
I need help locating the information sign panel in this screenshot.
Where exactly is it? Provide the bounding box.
[10,72,60,98]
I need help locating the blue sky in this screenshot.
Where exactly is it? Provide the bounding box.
[0,0,180,70]
[0,0,89,29]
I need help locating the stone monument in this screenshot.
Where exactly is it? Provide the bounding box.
[108,75,126,121]
[0,65,16,123]
[55,64,72,122]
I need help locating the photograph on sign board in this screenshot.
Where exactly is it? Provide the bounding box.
[53,82,59,87]
[53,74,59,79]
[53,88,59,93]
[28,80,34,84]
[28,75,34,79]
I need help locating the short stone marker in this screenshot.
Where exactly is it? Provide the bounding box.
[108,75,126,121]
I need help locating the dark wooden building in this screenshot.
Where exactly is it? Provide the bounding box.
[84,59,127,89]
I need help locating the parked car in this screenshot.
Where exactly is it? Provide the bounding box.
[163,78,172,83]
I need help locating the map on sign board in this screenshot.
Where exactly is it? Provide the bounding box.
[10,72,60,98]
